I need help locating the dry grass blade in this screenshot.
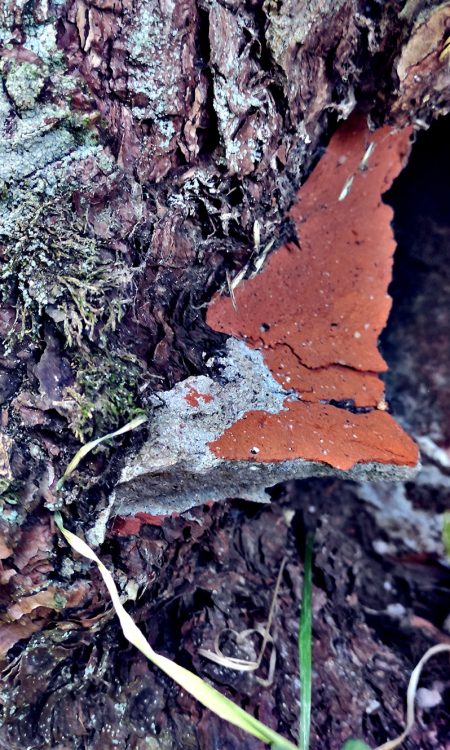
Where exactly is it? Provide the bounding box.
[54,514,298,750]
[198,626,274,673]
[374,643,450,750]
[56,413,147,490]
[198,557,286,687]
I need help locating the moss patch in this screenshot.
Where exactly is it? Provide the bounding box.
[1,190,131,350]
[1,180,146,441]
[68,350,145,441]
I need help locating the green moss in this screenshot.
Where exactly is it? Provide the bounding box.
[53,592,68,610]
[0,490,20,523]
[0,478,11,495]
[0,191,131,351]
[68,350,146,441]
[0,490,18,504]
[0,11,148,446]
[0,184,147,442]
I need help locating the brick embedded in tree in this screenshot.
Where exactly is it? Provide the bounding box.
[113,115,419,522]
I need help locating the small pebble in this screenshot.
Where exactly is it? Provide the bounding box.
[416,687,442,710]
[386,602,406,619]
[365,699,381,714]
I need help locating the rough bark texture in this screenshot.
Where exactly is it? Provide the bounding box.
[1,1,450,748]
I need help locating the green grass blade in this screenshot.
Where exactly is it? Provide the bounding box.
[298,533,313,750]
[443,511,450,559]
[341,742,372,750]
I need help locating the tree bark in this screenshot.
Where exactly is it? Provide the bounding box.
[1,1,450,748]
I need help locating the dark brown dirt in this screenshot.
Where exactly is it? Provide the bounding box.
[1,483,449,750]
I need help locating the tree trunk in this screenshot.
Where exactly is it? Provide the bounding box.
[1,1,450,748]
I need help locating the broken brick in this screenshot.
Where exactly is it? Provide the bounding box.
[207,114,418,472]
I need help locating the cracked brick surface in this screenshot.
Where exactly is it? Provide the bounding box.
[207,115,419,473]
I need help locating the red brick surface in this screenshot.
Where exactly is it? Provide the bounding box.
[207,115,418,471]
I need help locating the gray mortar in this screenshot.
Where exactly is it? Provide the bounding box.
[113,339,419,517]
